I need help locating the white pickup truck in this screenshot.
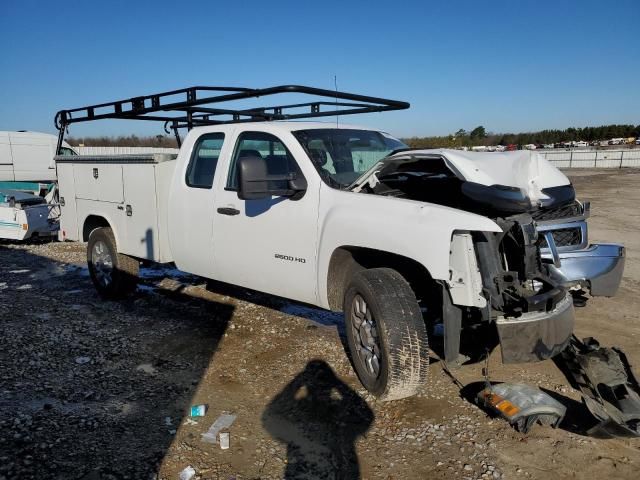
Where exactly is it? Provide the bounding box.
[54,86,625,400]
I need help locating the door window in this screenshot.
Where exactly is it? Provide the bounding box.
[185,133,225,188]
[227,131,303,190]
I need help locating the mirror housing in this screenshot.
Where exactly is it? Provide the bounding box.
[237,156,307,201]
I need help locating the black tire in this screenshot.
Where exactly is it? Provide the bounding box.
[344,268,429,401]
[87,227,139,299]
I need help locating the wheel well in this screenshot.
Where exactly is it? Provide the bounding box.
[326,246,436,311]
[82,215,110,241]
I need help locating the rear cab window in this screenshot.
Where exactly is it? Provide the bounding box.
[186,133,225,188]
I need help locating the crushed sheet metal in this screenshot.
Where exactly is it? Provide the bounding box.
[560,336,640,438]
[477,383,566,433]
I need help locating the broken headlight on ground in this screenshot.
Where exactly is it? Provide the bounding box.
[477,383,566,433]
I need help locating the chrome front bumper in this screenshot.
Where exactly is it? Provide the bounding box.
[496,293,575,364]
[543,243,625,297]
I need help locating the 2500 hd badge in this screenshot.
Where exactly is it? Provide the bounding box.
[274,253,306,264]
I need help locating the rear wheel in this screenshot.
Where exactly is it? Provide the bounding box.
[87,227,139,299]
[344,268,429,401]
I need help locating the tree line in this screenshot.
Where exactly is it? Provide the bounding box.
[403,124,640,149]
[68,124,640,149]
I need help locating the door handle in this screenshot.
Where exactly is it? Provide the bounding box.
[217,207,240,216]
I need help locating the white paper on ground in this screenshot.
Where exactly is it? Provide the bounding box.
[201,413,236,444]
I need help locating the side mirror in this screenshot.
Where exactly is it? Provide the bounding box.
[237,156,307,201]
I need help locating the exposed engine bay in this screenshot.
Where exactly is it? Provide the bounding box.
[358,151,578,317]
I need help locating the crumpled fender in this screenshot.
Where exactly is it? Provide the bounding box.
[316,186,502,309]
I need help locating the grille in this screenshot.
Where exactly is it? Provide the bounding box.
[531,201,581,221]
[541,228,582,247]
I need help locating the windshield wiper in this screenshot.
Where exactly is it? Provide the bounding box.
[378,172,450,181]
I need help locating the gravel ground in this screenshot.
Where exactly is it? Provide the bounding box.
[1,169,639,479]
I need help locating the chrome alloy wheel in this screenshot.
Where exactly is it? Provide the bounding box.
[351,294,381,379]
[91,240,114,287]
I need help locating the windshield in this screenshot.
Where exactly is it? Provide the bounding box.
[292,128,407,189]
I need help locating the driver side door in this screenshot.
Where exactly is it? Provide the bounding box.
[211,130,319,305]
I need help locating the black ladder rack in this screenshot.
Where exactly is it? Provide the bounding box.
[54,84,409,153]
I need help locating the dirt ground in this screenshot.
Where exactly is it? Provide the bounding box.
[1,169,639,480]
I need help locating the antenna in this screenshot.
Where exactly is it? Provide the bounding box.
[334,75,339,127]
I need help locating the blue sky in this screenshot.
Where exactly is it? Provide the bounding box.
[0,0,638,139]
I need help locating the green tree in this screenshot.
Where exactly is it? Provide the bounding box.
[469,126,486,139]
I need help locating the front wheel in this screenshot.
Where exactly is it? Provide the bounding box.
[87,227,139,299]
[344,268,429,401]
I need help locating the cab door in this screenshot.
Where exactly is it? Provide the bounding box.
[167,129,230,277]
[211,129,320,305]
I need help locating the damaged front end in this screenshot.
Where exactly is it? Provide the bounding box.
[355,149,625,365]
[354,149,625,302]
[473,213,574,363]
[355,150,594,364]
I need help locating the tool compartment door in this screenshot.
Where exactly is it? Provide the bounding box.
[121,164,159,260]
[73,164,124,203]
[57,162,80,240]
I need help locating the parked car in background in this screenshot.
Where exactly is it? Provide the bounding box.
[609,138,625,145]
[542,143,555,149]
[495,145,506,151]
[523,144,537,150]
[574,141,589,147]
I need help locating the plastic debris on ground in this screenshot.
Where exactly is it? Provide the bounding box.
[179,465,196,480]
[219,431,230,449]
[560,336,640,438]
[477,383,566,433]
[190,404,207,417]
[201,413,236,445]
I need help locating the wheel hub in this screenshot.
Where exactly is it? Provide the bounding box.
[351,294,381,378]
[92,240,113,287]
